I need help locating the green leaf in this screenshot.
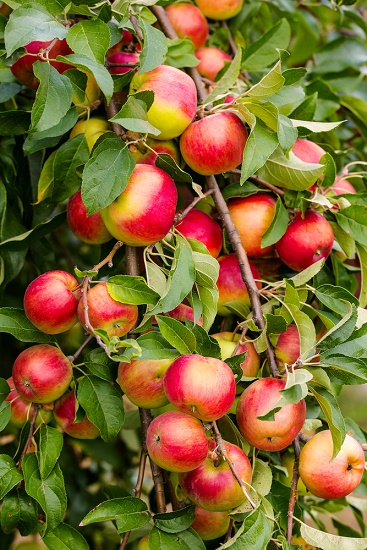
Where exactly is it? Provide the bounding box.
[336,205,367,247]
[222,181,259,200]
[291,119,343,133]
[0,488,38,536]
[77,376,124,442]
[251,459,273,497]
[0,378,10,405]
[155,153,192,183]
[242,19,291,71]
[322,355,367,385]
[261,196,288,248]
[0,401,11,431]
[240,119,278,183]
[137,331,180,360]
[192,251,219,287]
[149,527,206,550]
[245,60,285,100]
[286,304,316,360]
[166,37,199,69]
[80,497,150,531]
[297,517,367,549]
[0,111,31,136]
[109,92,160,136]
[36,150,56,204]
[196,283,218,332]
[0,455,23,500]
[222,509,272,550]
[190,324,221,359]
[84,348,116,383]
[356,243,367,308]
[43,522,90,550]
[52,134,89,203]
[318,304,357,350]
[156,316,196,355]
[37,425,63,480]
[154,506,196,533]
[205,47,242,104]
[107,275,159,306]
[66,19,110,64]
[0,308,55,343]
[25,108,78,153]
[277,113,298,152]
[315,285,359,316]
[309,387,346,459]
[225,352,247,384]
[138,19,167,75]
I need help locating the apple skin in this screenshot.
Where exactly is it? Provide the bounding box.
[191,506,230,540]
[275,210,334,272]
[217,254,262,316]
[331,178,356,195]
[11,39,72,89]
[279,451,307,495]
[299,430,365,499]
[130,65,197,140]
[228,194,277,258]
[24,270,81,335]
[137,535,150,550]
[70,116,110,151]
[129,137,180,166]
[117,358,173,409]
[176,209,223,258]
[195,0,243,20]
[274,324,301,367]
[179,439,252,511]
[12,345,73,404]
[67,190,112,245]
[54,390,100,439]
[292,139,326,164]
[236,378,306,451]
[180,112,248,176]
[165,3,208,49]
[13,543,47,550]
[107,51,139,75]
[163,354,236,422]
[107,29,134,55]
[196,47,232,81]
[5,377,53,428]
[211,332,260,377]
[166,304,202,326]
[100,164,178,247]
[72,73,100,108]
[77,282,138,339]
[146,410,209,473]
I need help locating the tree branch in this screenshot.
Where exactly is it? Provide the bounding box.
[17,404,41,469]
[68,335,93,363]
[286,437,301,544]
[174,189,214,225]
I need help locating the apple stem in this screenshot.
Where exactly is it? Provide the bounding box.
[224,518,234,542]
[174,189,215,225]
[68,334,93,363]
[286,436,301,544]
[17,404,41,470]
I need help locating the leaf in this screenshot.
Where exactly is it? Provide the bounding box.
[149,527,206,550]
[137,331,180,360]
[308,387,346,459]
[296,517,367,549]
[138,19,167,75]
[52,134,89,202]
[205,47,242,104]
[66,19,110,64]
[190,324,221,359]
[109,92,160,136]
[166,37,199,69]
[0,378,10,405]
[222,181,259,200]
[80,497,150,533]
[0,308,55,343]
[0,488,38,536]
[154,506,196,533]
[261,196,289,248]
[84,348,116,382]
[0,212,66,252]
[0,401,11,431]
[245,60,285,100]
[225,353,247,384]
[156,316,196,355]
[336,205,367,247]
[37,425,63,480]
[242,18,291,71]
[36,150,56,204]
[291,119,344,133]
[322,355,367,385]
[240,119,279,183]
[0,455,23,500]
[277,113,298,152]
[155,154,192,183]
[192,251,219,287]
[196,284,218,332]
[222,509,272,550]
[107,275,159,306]
[318,304,357,350]
[290,258,325,287]
[315,285,359,316]
[43,523,90,550]
[0,111,31,136]
[286,304,316,360]
[251,459,273,497]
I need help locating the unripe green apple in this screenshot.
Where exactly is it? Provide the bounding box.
[69,117,110,151]
[72,73,100,110]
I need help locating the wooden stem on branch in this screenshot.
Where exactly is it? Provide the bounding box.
[17,404,41,470]
[286,436,301,543]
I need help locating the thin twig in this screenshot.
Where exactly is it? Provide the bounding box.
[286,437,301,544]
[229,169,285,196]
[130,15,143,41]
[140,408,166,513]
[222,21,237,56]
[298,433,311,444]
[224,519,234,542]
[68,335,93,363]
[17,404,41,469]
[174,189,215,224]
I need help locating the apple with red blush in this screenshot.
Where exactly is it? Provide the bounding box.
[195,0,244,20]
[191,506,230,540]
[274,324,301,367]
[176,208,223,258]
[330,177,356,195]
[5,377,53,428]
[165,3,208,49]
[54,390,99,439]
[291,139,326,164]
[196,47,232,81]
[107,52,139,75]
[211,332,260,377]
[129,137,180,166]
[67,190,112,245]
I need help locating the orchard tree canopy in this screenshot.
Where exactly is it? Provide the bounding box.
[1,0,367,549]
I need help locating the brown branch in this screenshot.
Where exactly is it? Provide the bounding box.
[224,519,234,543]
[163,470,182,511]
[125,245,140,277]
[140,408,166,513]
[298,433,311,444]
[222,21,237,56]
[68,335,93,363]
[104,94,127,140]
[17,404,41,469]
[174,189,214,225]
[130,15,143,41]
[286,437,301,544]
[229,169,285,196]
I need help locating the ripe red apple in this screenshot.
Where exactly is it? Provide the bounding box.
[191,506,230,540]
[195,0,244,20]
[217,254,262,316]
[5,377,53,428]
[166,304,203,326]
[180,112,248,175]
[228,194,277,257]
[129,137,180,166]
[12,345,73,404]
[275,210,334,272]
[107,29,134,55]
[274,324,301,367]
[196,47,232,81]
[54,390,99,439]
[299,430,365,499]
[179,439,252,511]
[100,164,178,247]
[330,177,356,195]
[146,410,209,472]
[67,190,112,245]
[77,282,138,338]
[130,65,197,140]
[211,332,260,377]
[236,378,306,451]
[24,270,81,334]
[292,139,326,164]
[176,209,223,258]
[11,39,72,89]
[163,354,236,422]
[165,3,208,49]
[107,51,139,75]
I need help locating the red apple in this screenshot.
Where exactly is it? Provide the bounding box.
[274,324,301,367]
[275,210,334,272]
[180,112,248,175]
[77,282,138,338]
[228,194,277,257]
[179,439,252,511]
[195,47,232,81]
[191,506,230,540]
[54,390,99,439]
[107,29,134,55]
[176,209,223,258]
[67,190,112,245]
[166,304,203,326]
[129,137,180,166]
[330,178,356,195]
[100,164,178,247]
[5,377,53,428]
[195,0,244,20]
[146,410,209,472]
[166,3,208,49]
[217,254,262,316]
[107,51,139,75]
[12,345,73,404]
[299,430,365,499]
[236,377,306,451]
[292,139,326,164]
[163,354,236,422]
[24,270,81,334]
[211,332,260,377]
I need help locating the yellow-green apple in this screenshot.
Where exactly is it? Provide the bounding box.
[236,377,306,451]
[180,112,248,175]
[211,332,260,377]
[179,439,252,511]
[291,139,326,164]
[137,536,150,550]
[67,190,112,245]
[291,535,315,550]
[72,73,100,109]
[163,354,236,422]
[5,377,53,428]
[217,254,262,316]
[100,164,178,246]
[11,39,72,89]
[13,542,47,550]
[146,410,209,472]
[24,270,81,334]
[191,506,230,540]
[77,282,138,338]
[70,116,110,151]
[274,324,301,367]
[107,29,134,55]
[117,358,173,408]
[279,451,307,495]
[54,390,99,439]
[299,430,365,499]
[195,0,244,19]
[176,208,223,258]
[196,47,231,81]
[228,194,277,258]
[107,51,139,74]
[165,3,209,49]
[129,137,180,166]
[330,177,356,195]
[12,345,73,404]
[130,65,197,140]
[275,210,334,272]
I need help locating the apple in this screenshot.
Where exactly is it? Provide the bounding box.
[107,51,139,74]
[100,164,178,247]
[117,358,173,408]
[292,535,314,550]
[330,177,356,195]
[299,430,365,499]
[275,210,334,272]
[291,139,326,164]
[195,47,232,81]
[180,112,248,175]
[107,29,134,55]
[279,451,307,495]
[12,345,73,404]
[69,116,110,151]
[165,3,209,49]
[67,190,112,245]
[130,65,197,140]
[129,137,180,166]
[228,194,277,257]
[195,0,244,20]
[24,270,81,334]
[54,390,99,439]
[137,536,150,550]
[166,304,202,326]
[77,282,138,339]
[217,254,262,316]
[236,378,306,451]
[176,208,223,258]
[163,354,236,422]
[274,324,301,367]
[5,377,53,428]
[72,73,100,108]
[146,410,209,472]
[179,439,252,511]
[211,332,260,377]
[191,506,230,540]
[11,39,72,89]
[13,542,47,550]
